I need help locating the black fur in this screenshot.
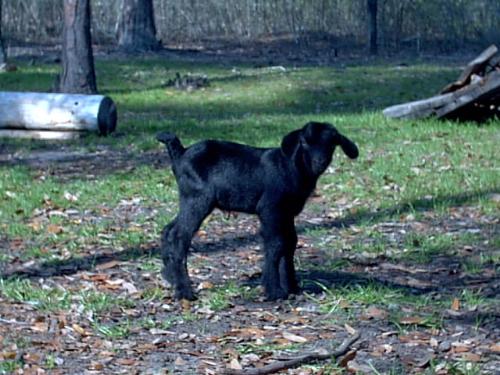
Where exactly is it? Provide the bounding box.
[157,122,358,301]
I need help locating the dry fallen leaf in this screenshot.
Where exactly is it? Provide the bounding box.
[122,281,138,294]
[27,221,42,232]
[174,356,187,366]
[47,224,64,234]
[241,353,260,365]
[31,321,49,333]
[72,323,91,336]
[489,343,500,353]
[344,323,357,335]
[197,281,215,290]
[226,327,266,339]
[430,337,439,348]
[338,350,357,368]
[451,298,460,311]
[363,306,388,320]
[63,191,79,202]
[21,352,40,364]
[229,358,242,370]
[459,352,481,362]
[89,361,104,371]
[96,260,120,270]
[282,331,308,343]
[181,299,192,311]
[2,351,18,360]
[116,358,136,366]
[399,316,423,325]
[452,342,471,353]
[347,360,373,374]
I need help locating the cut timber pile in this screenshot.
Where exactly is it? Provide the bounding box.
[383,45,500,121]
[0,92,117,139]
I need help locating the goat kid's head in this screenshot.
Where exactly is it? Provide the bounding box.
[281,122,359,176]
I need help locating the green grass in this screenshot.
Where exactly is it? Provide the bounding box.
[199,281,258,311]
[79,290,135,314]
[0,359,22,374]
[94,320,131,339]
[1,61,498,234]
[0,56,498,353]
[0,278,71,311]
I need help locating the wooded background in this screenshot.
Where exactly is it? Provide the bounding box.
[2,0,499,53]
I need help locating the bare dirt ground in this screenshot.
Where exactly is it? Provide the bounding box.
[1,149,499,374]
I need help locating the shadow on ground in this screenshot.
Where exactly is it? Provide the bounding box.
[2,188,497,300]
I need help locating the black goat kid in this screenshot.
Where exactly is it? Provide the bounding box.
[157,122,358,301]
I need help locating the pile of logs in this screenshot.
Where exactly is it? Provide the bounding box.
[0,92,117,139]
[383,45,500,122]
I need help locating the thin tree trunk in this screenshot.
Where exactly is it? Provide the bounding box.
[117,0,160,52]
[367,0,378,55]
[0,0,7,65]
[59,0,97,94]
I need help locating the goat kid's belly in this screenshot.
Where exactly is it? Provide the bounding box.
[214,187,261,214]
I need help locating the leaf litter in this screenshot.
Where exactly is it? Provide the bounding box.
[0,151,499,374]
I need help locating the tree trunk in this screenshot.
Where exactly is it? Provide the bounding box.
[59,0,97,94]
[117,0,160,52]
[367,0,378,55]
[0,0,7,65]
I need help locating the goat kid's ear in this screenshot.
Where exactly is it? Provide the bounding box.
[337,134,359,159]
[281,129,304,158]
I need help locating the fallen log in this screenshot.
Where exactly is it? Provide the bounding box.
[0,91,117,136]
[383,45,500,122]
[383,70,500,120]
[436,70,500,120]
[441,44,498,94]
[0,129,83,140]
[382,91,454,120]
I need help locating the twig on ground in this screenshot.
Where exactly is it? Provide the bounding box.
[0,317,30,325]
[223,332,361,375]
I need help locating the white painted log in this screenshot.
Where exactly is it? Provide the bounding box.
[0,129,83,140]
[0,91,117,135]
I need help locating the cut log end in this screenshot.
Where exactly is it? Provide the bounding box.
[97,96,117,135]
[0,92,118,138]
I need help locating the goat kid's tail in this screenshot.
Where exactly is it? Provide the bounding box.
[156,132,185,163]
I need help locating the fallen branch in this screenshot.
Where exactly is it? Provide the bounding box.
[382,44,500,122]
[0,317,30,325]
[223,332,361,375]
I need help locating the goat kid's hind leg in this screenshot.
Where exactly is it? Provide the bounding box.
[160,218,177,286]
[259,211,294,300]
[161,198,212,300]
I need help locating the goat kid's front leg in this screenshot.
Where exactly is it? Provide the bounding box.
[259,212,296,300]
[279,224,299,295]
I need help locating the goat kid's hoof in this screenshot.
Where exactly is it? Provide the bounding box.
[174,289,196,301]
[284,284,301,295]
[265,288,289,301]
